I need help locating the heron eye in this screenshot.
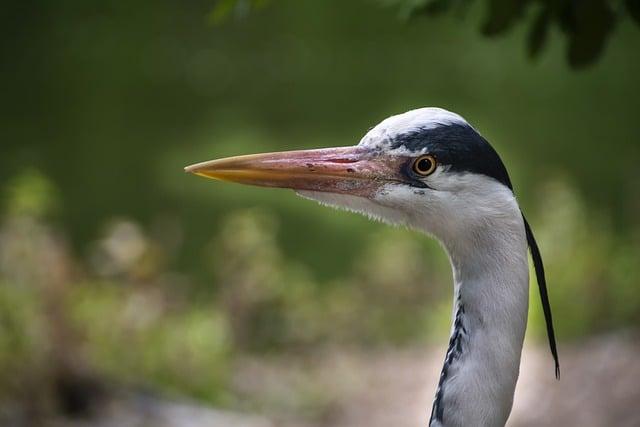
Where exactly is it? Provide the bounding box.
[412,155,437,176]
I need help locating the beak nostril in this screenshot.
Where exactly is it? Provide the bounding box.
[325,158,359,164]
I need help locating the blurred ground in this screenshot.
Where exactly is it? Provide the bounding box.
[234,333,640,427]
[3,333,636,427]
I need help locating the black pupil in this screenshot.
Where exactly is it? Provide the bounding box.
[417,157,433,173]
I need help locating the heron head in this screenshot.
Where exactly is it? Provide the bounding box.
[186,107,518,242]
[187,107,560,375]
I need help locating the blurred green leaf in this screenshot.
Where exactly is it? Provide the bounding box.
[3,170,58,219]
[209,0,269,24]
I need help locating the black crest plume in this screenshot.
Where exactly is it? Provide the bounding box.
[523,214,560,379]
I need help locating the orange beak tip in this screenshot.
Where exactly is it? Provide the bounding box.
[185,162,213,177]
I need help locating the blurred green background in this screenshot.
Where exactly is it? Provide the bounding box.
[1,1,639,426]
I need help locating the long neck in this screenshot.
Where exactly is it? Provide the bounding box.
[429,213,529,427]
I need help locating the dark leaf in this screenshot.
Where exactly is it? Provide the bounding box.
[411,0,454,17]
[527,6,551,58]
[482,0,531,36]
[558,2,576,33]
[567,0,617,68]
[627,0,640,25]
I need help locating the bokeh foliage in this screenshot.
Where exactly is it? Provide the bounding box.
[0,0,639,417]
[212,0,640,67]
[404,0,640,68]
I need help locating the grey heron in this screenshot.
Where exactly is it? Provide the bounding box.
[186,108,559,427]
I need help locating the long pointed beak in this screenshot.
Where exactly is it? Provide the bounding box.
[185,146,404,197]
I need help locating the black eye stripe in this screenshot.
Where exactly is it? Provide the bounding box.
[388,123,513,190]
[398,159,429,188]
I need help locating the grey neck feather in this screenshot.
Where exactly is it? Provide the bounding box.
[428,213,529,427]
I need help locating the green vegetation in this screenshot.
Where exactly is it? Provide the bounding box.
[213,0,640,68]
[0,0,638,417]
